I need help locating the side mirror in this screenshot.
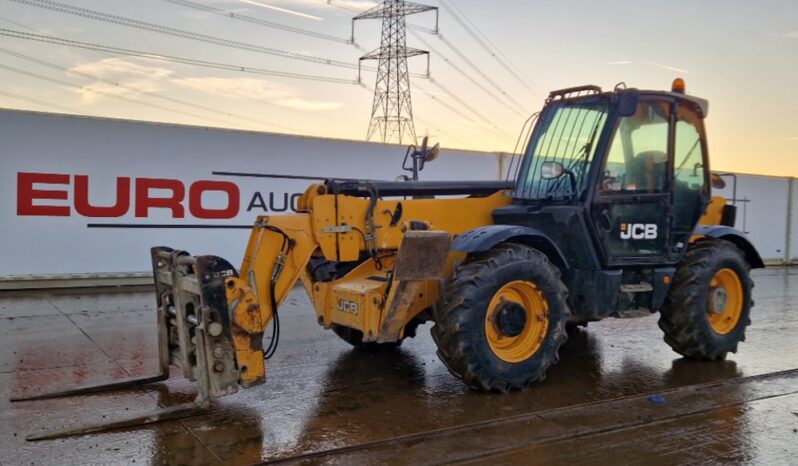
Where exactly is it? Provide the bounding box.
[711,173,726,189]
[617,89,639,117]
[541,161,565,180]
[425,143,440,163]
[403,136,438,181]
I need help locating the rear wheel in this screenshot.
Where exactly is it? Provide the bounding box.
[432,243,569,392]
[659,240,753,360]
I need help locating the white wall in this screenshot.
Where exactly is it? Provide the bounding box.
[1,108,795,279]
[0,109,499,276]
[790,178,798,262]
[714,174,792,261]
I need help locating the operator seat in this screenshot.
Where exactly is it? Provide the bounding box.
[629,150,668,193]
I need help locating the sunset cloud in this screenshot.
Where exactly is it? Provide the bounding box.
[67,58,174,104]
[70,58,174,80]
[73,81,162,104]
[171,76,292,100]
[274,98,343,111]
[170,76,343,112]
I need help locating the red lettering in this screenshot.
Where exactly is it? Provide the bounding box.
[74,175,131,217]
[135,178,185,218]
[17,172,70,216]
[189,181,240,219]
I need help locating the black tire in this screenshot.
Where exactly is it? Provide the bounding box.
[659,240,754,360]
[331,318,422,351]
[431,243,569,392]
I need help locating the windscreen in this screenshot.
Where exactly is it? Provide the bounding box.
[515,100,608,200]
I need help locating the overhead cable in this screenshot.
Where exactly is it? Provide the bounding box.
[439,0,541,98]
[411,31,521,117]
[0,61,297,131]
[0,47,303,131]
[162,0,355,45]
[7,0,361,70]
[0,88,96,116]
[0,29,359,84]
[435,33,527,114]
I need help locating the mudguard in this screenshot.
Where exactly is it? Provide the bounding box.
[693,225,765,268]
[451,225,569,269]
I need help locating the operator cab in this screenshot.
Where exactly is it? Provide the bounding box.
[496,80,711,270]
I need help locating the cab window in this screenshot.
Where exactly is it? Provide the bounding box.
[599,101,671,194]
[673,102,708,234]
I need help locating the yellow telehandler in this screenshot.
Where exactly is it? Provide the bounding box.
[15,80,763,440]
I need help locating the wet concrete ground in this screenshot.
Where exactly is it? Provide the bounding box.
[0,267,797,465]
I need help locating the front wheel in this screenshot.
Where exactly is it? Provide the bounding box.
[431,243,569,392]
[659,240,754,360]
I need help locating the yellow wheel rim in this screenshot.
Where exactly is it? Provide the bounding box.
[707,268,744,334]
[484,280,549,363]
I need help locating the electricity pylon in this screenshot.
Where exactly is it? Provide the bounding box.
[353,0,438,144]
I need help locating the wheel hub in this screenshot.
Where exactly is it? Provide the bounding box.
[485,280,549,363]
[495,301,527,337]
[708,286,728,314]
[706,268,745,335]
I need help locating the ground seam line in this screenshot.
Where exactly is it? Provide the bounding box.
[444,389,798,466]
[45,297,133,378]
[262,369,798,464]
[46,298,223,460]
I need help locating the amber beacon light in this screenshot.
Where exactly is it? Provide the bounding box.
[672,78,686,94]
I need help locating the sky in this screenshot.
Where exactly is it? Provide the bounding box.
[0,0,796,177]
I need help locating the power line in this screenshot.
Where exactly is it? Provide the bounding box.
[439,0,541,98]
[324,1,514,135]
[0,88,96,116]
[406,22,437,35]
[321,1,362,13]
[0,62,235,126]
[414,114,469,147]
[0,14,37,31]
[327,0,520,112]
[0,29,359,84]
[417,79,513,142]
[331,0,513,144]
[1,11,375,137]
[411,30,522,117]
[0,28,350,124]
[162,0,355,45]
[427,79,514,142]
[0,61,301,131]
[354,82,472,149]
[0,47,301,132]
[435,32,527,114]
[414,80,474,124]
[7,0,361,70]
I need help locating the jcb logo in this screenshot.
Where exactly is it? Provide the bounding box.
[337,299,359,315]
[620,223,658,240]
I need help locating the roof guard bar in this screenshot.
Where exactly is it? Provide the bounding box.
[547,85,603,103]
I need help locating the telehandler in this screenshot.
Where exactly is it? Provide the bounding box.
[15,80,763,440]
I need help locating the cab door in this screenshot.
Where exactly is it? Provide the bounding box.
[590,98,674,266]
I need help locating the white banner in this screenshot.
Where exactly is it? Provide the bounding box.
[0,109,502,276]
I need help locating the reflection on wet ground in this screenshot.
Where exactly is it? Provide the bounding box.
[0,268,796,465]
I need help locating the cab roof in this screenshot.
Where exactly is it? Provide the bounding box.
[547,84,709,118]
